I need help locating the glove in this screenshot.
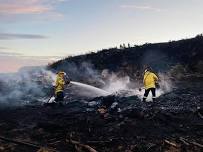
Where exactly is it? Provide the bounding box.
[65,80,70,85]
[155,82,160,89]
[64,76,71,85]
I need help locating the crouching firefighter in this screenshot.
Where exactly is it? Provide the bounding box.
[55,71,70,104]
[143,67,159,102]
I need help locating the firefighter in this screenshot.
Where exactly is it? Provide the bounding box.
[143,67,159,102]
[55,71,70,104]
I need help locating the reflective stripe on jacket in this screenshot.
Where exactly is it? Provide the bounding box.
[143,71,158,89]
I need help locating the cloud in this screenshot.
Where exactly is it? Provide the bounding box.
[0,51,22,56]
[120,5,165,12]
[0,0,65,21]
[0,50,61,60]
[0,33,48,40]
[0,4,51,15]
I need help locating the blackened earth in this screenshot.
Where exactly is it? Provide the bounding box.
[0,81,202,152]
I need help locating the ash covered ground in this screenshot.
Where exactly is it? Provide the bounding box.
[0,79,202,152]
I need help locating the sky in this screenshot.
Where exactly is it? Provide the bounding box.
[0,0,203,73]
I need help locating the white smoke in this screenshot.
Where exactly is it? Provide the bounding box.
[0,67,56,106]
[0,60,174,106]
[100,69,173,101]
[102,72,130,93]
[134,73,173,101]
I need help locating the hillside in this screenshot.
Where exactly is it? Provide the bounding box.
[49,34,203,83]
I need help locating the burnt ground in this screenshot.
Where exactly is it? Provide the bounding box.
[0,81,202,152]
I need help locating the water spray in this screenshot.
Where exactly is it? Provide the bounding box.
[70,81,110,96]
[47,81,110,103]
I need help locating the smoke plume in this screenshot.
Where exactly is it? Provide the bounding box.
[100,69,173,101]
[0,67,55,106]
[0,60,174,106]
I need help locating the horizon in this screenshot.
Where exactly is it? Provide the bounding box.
[1,0,203,73]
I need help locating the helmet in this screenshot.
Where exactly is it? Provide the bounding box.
[58,71,66,75]
[144,66,152,73]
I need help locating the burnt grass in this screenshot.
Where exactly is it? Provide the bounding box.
[0,81,202,152]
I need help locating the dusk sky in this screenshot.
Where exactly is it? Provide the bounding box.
[0,0,203,73]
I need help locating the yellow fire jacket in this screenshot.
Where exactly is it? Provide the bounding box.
[55,75,65,94]
[143,71,158,89]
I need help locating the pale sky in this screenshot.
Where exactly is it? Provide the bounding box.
[0,0,203,72]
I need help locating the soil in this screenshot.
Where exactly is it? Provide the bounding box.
[0,81,202,152]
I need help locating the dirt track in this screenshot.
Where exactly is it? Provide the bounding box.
[0,81,202,152]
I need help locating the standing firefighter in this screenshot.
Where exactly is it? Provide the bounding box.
[143,68,159,102]
[55,71,70,104]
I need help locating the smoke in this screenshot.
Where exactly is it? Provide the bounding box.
[0,67,55,106]
[100,69,173,101]
[0,59,174,106]
[53,58,174,101]
[57,62,174,101]
[141,49,172,71]
[102,71,130,93]
[134,73,173,101]
[53,61,101,84]
[0,61,107,106]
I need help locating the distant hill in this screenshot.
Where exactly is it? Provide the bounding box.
[49,34,203,82]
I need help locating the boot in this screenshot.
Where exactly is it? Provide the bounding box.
[58,102,64,107]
